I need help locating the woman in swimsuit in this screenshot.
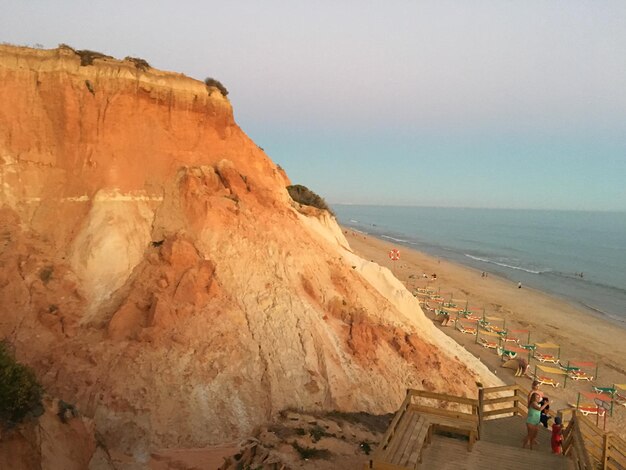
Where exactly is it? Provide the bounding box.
[523,393,550,450]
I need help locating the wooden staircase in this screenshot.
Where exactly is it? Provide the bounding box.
[420,416,571,470]
[367,385,625,470]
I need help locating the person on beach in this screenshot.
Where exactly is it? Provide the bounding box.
[528,380,543,407]
[518,282,522,289]
[540,396,551,428]
[523,392,549,450]
[551,416,563,454]
[515,357,529,377]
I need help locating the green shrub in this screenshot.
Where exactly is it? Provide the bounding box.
[124,56,150,71]
[74,49,113,66]
[291,441,331,460]
[359,441,372,455]
[287,185,334,216]
[309,424,332,442]
[0,342,43,428]
[204,77,229,96]
[58,43,76,52]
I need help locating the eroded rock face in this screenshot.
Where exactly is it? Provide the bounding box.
[0,45,500,454]
[0,398,96,470]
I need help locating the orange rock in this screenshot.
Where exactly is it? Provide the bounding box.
[0,45,500,458]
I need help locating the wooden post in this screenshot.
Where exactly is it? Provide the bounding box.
[602,432,610,469]
[477,387,484,440]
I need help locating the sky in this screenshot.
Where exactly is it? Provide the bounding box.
[3,1,626,211]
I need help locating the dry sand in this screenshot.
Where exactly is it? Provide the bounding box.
[343,229,626,439]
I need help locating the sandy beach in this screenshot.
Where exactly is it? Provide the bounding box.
[343,229,626,439]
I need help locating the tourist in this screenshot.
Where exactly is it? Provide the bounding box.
[539,397,551,428]
[528,380,542,406]
[523,392,549,450]
[551,416,563,454]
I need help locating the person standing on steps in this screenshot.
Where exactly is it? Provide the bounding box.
[523,392,550,450]
[551,416,564,454]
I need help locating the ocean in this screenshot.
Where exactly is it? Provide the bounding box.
[333,205,626,327]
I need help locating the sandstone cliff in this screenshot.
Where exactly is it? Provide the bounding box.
[0,45,501,457]
[0,398,97,470]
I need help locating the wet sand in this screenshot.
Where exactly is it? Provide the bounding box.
[344,229,626,438]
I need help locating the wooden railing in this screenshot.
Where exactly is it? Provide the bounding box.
[406,389,480,451]
[559,409,626,470]
[478,384,530,438]
[407,388,479,416]
[373,390,414,458]
[368,389,480,469]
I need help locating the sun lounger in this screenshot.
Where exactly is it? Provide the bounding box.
[502,336,519,344]
[568,370,593,381]
[479,338,498,349]
[520,344,536,351]
[497,347,517,359]
[534,375,559,388]
[592,386,616,396]
[457,324,476,335]
[569,403,606,417]
[534,353,560,364]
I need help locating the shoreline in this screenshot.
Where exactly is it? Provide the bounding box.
[351,227,626,331]
[343,227,626,438]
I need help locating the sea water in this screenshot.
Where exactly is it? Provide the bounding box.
[333,205,626,327]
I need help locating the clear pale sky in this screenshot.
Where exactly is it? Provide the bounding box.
[3,1,626,211]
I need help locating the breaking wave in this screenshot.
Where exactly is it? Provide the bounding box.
[464,254,547,274]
